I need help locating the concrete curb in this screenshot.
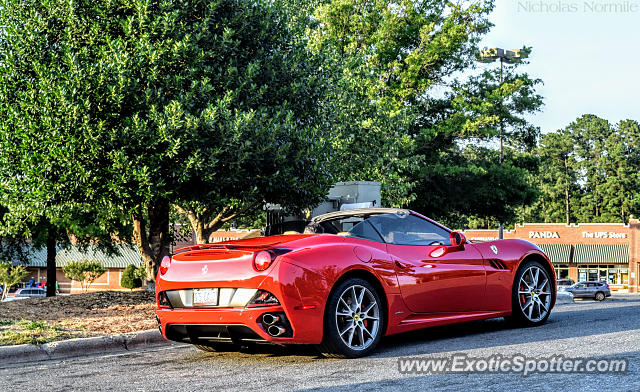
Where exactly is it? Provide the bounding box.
[0,329,169,364]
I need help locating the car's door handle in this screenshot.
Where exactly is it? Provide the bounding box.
[395,260,408,269]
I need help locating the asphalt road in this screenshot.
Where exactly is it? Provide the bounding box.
[3,295,640,392]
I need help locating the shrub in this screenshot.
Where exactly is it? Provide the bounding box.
[135,265,147,281]
[0,262,28,301]
[120,264,142,290]
[62,259,106,292]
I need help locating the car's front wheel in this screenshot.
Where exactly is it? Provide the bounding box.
[509,261,553,326]
[318,278,385,358]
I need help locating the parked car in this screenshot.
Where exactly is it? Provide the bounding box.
[562,281,611,301]
[3,287,47,302]
[557,278,575,288]
[156,208,557,358]
[556,290,574,303]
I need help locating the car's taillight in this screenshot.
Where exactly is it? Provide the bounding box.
[253,248,292,272]
[14,291,18,297]
[248,290,280,307]
[253,251,274,271]
[159,256,171,275]
[606,284,610,289]
[158,291,172,308]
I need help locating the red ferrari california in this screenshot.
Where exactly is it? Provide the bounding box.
[156,208,555,357]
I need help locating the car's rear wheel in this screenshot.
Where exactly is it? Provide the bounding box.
[193,343,238,352]
[594,291,605,301]
[509,261,553,327]
[318,278,384,358]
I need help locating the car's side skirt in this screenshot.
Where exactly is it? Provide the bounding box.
[387,310,511,336]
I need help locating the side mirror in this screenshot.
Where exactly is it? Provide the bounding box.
[450,231,467,247]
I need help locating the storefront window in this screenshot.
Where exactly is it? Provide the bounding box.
[577,265,628,284]
[553,264,569,279]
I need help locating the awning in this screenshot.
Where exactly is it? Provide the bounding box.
[537,244,572,264]
[573,244,629,265]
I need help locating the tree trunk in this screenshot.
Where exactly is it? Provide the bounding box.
[46,226,57,297]
[184,210,207,244]
[194,223,207,245]
[132,199,171,288]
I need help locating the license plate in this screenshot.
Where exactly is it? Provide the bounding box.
[193,288,218,306]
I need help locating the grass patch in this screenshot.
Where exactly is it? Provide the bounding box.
[0,319,85,346]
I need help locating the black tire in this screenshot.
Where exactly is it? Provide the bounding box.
[509,260,554,327]
[594,292,605,301]
[318,278,385,358]
[193,343,237,352]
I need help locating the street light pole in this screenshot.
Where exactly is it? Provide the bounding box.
[477,48,527,240]
[498,56,503,240]
[499,55,503,166]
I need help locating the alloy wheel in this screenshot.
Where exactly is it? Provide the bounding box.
[517,266,552,322]
[335,284,380,351]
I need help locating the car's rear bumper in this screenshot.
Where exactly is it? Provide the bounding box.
[157,306,287,344]
[155,259,329,345]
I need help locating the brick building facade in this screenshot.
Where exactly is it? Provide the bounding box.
[20,244,143,294]
[462,217,640,292]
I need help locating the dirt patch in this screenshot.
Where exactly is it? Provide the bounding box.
[0,291,157,345]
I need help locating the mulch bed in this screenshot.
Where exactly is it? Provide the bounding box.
[0,291,157,339]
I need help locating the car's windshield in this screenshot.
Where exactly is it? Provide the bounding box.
[308,212,451,246]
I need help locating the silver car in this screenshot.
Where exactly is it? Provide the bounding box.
[3,287,47,302]
[562,281,611,301]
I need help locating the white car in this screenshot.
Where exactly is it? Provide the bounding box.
[556,290,574,304]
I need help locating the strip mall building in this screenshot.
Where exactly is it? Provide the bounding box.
[463,218,640,292]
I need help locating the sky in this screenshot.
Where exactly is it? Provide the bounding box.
[478,0,640,133]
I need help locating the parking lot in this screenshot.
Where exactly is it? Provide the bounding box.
[2,295,640,391]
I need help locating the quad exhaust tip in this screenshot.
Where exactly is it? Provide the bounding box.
[262,313,279,326]
[262,313,289,337]
[267,325,286,337]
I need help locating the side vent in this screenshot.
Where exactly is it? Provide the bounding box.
[488,259,508,270]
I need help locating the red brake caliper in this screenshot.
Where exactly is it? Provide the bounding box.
[519,284,526,306]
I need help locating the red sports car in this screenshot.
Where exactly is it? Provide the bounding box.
[155,208,556,357]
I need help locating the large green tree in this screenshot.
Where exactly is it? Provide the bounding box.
[602,120,640,222]
[570,114,613,221]
[409,50,544,227]
[310,0,544,228]
[309,0,494,206]
[528,129,579,224]
[0,0,334,280]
